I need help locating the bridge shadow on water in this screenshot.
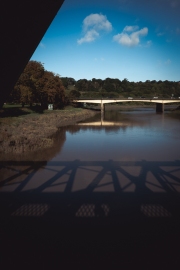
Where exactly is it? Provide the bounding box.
[0,159,180,268]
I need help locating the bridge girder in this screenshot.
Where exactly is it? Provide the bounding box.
[74,99,180,104]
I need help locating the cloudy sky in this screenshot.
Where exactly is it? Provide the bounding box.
[31,0,180,82]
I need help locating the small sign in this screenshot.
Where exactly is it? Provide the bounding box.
[48,104,53,110]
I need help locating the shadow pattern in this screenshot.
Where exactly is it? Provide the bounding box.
[0,159,180,267]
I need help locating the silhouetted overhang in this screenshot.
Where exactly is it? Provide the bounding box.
[0,0,64,108]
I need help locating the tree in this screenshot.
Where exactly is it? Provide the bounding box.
[61,77,76,89]
[14,61,45,106]
[69,90,81,99]
[12,61,66,109]
[103,82,115,92]
[39,71,65,109]
[75,79,89,91]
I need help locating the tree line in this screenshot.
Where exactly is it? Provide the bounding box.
[7,61,180,108]
[62,77,180,99]
[7,61,67,109]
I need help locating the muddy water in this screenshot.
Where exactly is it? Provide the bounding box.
[0,108,180,193]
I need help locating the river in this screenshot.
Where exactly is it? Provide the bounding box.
[1,107,180,266]
[0,107,180,193]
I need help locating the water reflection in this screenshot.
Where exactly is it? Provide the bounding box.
[0,126,67,162]
[79,111,146,126]
[1,109,180,186]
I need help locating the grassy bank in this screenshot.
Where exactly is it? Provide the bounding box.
[0,105,98,153]
[1,103,179,154]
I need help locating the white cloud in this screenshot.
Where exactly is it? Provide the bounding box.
[83,13,112,32]
[77,13,112,44]
[77,30,99,45]
[113,26,148,47]
[123,25,139,32]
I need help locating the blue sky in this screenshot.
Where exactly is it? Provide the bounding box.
[31,0,180,82]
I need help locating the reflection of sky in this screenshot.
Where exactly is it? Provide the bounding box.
[55,111,180,162]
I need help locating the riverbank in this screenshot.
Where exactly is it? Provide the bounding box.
[0,104,179,154]
[0,107,98,154]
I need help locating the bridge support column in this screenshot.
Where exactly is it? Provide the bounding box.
[156,103,164,113]
[101,100,105,113]
[101,101,104,121]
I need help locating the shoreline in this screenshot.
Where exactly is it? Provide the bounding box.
[0,104,179,154]
[0,108,98,154]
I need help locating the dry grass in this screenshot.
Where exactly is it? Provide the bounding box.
[0,107,98,153]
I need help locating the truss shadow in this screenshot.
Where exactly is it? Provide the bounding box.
[0,159,180,267]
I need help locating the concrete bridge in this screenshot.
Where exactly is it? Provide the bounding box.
[73,98,180,113]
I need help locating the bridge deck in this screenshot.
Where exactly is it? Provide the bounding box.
[74,98,180,104]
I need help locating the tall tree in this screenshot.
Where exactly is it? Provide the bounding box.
[14,61,45,106]
[39,71,65,108]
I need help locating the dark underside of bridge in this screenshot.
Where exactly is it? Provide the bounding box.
[0,0,64,109]
[1,1,180,269]
[0,191,179,269]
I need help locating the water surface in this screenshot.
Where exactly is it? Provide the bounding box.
[1,108,180,194]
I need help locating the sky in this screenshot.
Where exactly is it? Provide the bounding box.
[31,0,180,82]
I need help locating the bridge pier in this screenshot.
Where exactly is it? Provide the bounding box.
[156,103,164,113]
[101,100,105,113]
[101,101,104,121]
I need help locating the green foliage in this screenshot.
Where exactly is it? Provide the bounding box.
[69,90,81,99]
[61,77,76,89]
[107,92,119,98]
[67,77,180,99]
[8,64,180,106]
[9,61,66,109]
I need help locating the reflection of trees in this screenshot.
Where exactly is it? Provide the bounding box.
[65,125,82,134]
[0,127,66,163]
[32,127,66,161]
[0,129,67,184]
[104,111,144,124]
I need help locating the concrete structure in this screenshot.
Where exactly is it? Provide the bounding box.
[74,98,180,113]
